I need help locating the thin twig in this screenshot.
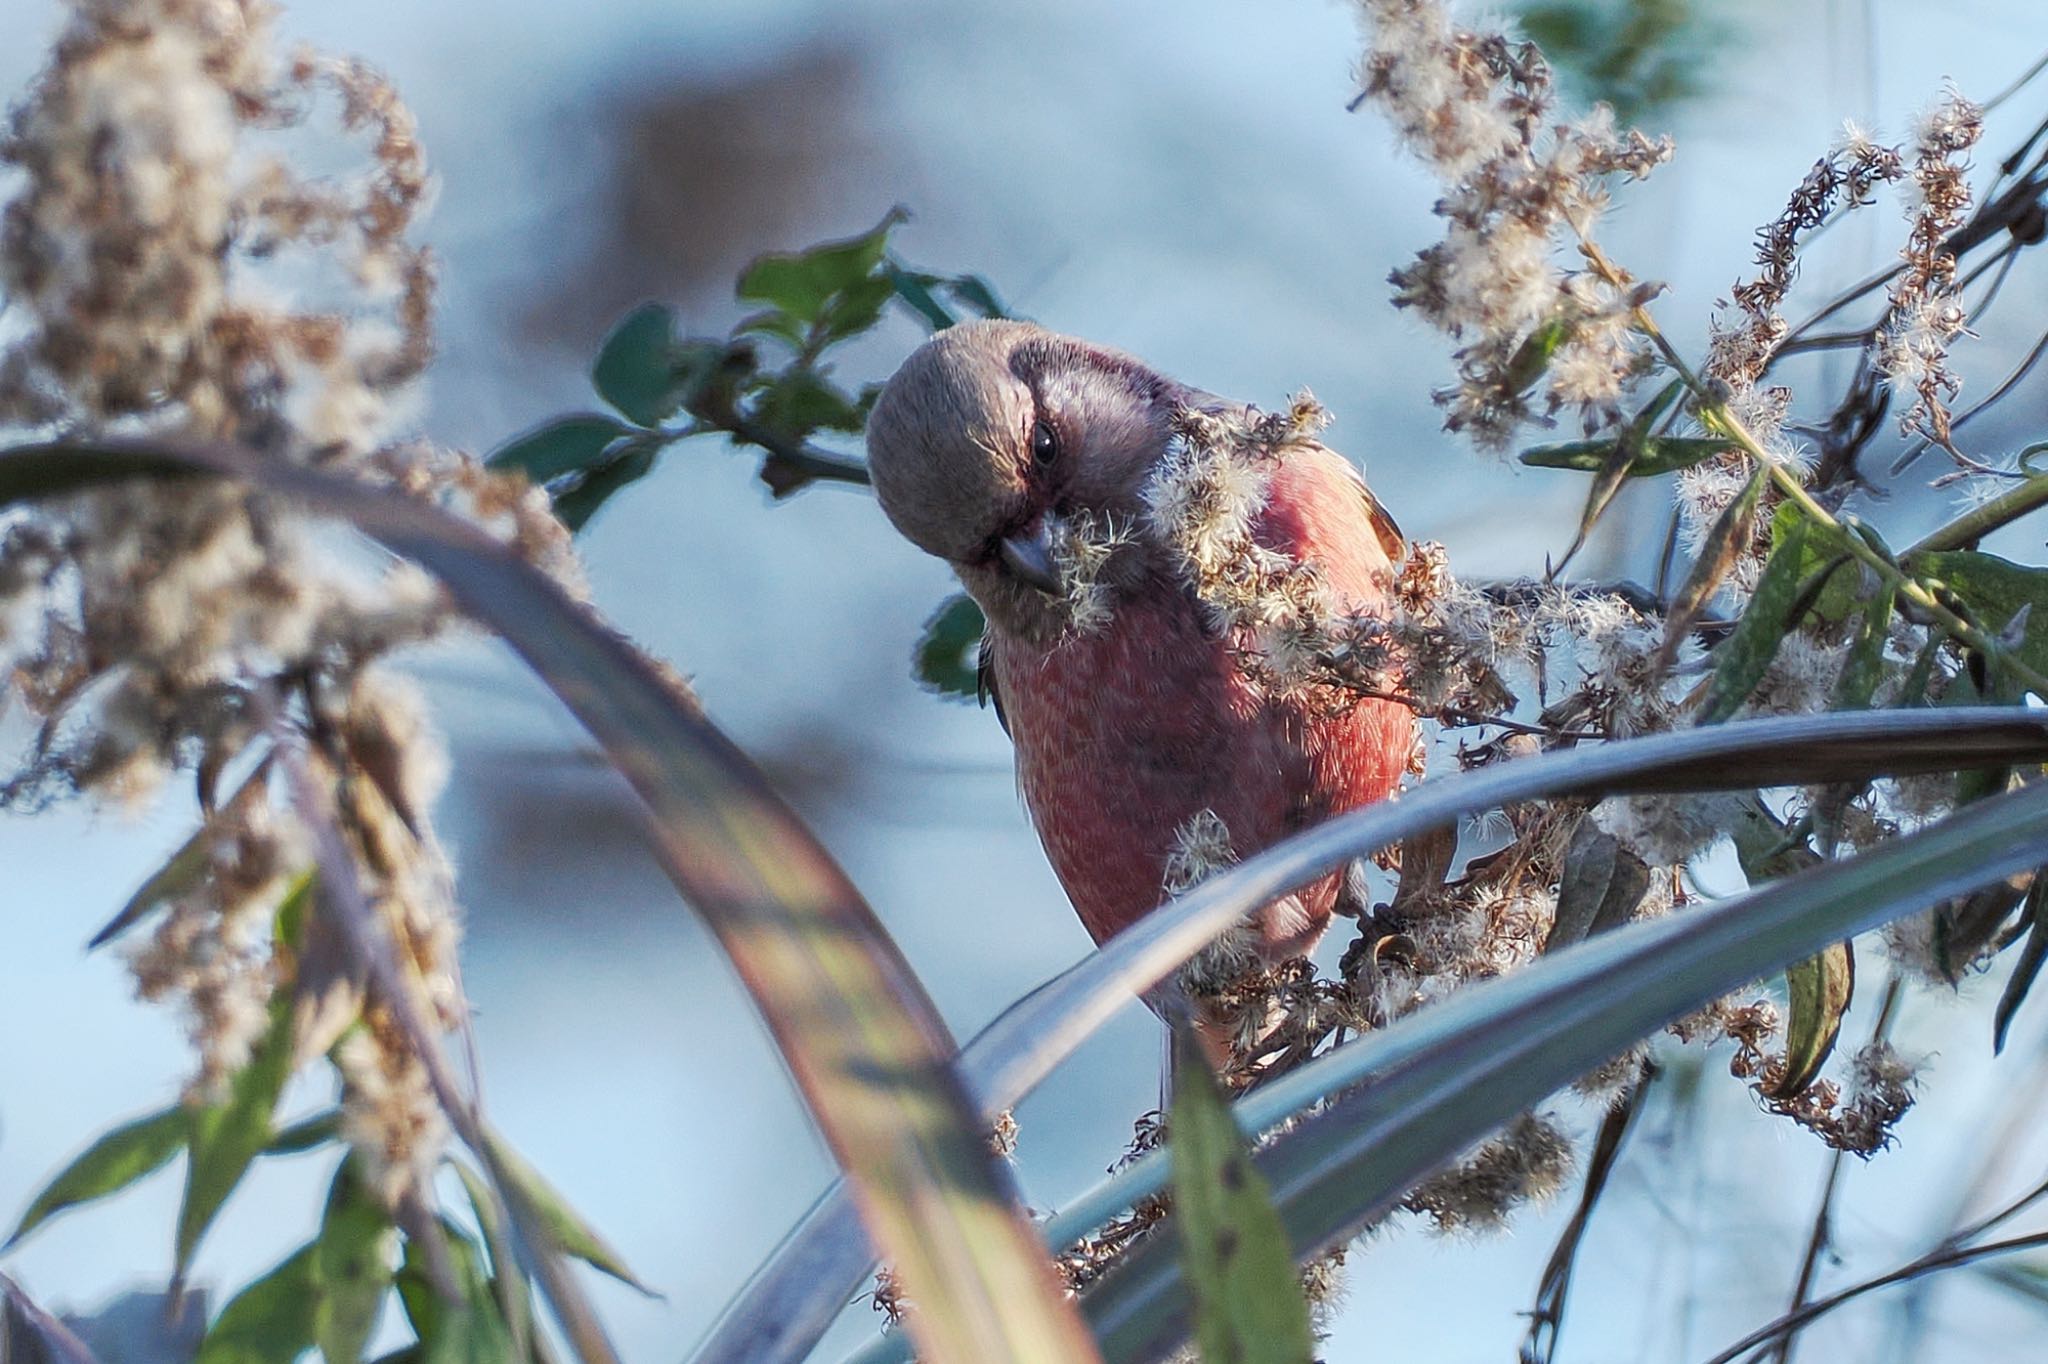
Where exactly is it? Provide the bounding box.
[1904,462,2048,553]
[1520,1068,1650,1364]
[1985,52,2048,115]
[1768,977,1903,1364]
[1698,1230,2048,1364]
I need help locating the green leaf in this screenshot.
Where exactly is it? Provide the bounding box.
[449,1163,533,1363]
[1997,877,2048,1053]
[1831,581,1899,712]
[733,310,809,350]
[394,1223,515,1364]
[195,1246,320,1364]
[1520,435,1736,477]
[479,1133,652,1296]
[0,436,1102,1364]
[88,832,210,950]
[1504,316,1572,394]
[313,1162,396,1364]
[486,417,634,484]
[1905,549,2048,686]
[885,267,957,330]
[913,595,985,700]
[735,210,905,329]
[1729,795,1820,884]
[1698,502,1815,723]
[266,1111,342,1156]
[940,274,1009,320]
[1169,1024,1315,1364]
[750,370,866,442]
[815,273,896,347]
[1771,941,1855,1098]
[177,884,309,1278]
[591,304,685,426]
[6,1108,187,1248]
[549,447,656,534]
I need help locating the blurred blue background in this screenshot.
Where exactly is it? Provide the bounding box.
[7,1,2048,1359]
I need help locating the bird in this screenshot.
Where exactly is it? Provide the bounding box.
[864,318,1414,993]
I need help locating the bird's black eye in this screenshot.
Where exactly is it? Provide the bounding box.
[1030,418,1058,467]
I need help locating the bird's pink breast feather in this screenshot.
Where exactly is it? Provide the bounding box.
[993,446,1412,953]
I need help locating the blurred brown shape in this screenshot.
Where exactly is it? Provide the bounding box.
[518,42,905,347]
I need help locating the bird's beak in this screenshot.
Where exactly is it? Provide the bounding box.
[999,525,1062,595]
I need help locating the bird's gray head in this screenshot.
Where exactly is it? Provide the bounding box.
[864,319,1178,639]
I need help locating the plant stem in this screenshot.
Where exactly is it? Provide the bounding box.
[1906,464,2048,554]
[1618,299,2048,697]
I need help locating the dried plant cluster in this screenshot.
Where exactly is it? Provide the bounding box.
[11,0,2048,1358]
[1356,0,1672,447]
[0,0,573,1210]
[1036,0,2048,1301]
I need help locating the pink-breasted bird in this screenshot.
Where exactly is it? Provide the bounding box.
[865,319,1413,981]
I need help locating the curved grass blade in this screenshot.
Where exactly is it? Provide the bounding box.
[3,1273,103,1364]
[729,706,2048,1364]
[0,438,1095,1364]
[1058,779,2048,1362]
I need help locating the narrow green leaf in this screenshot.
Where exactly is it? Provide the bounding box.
[913,595,985,700]
[940,274,1009,320]
[1504,317,1572,393]
[1169,1025,1314,1364]
[549,447,657,534]
[313,1162,397,1364]
[89,835,209,950]
[1518,438,1617,472]
[1519,436,1734,477]
[266,1111,342,1157]
[486,417,634,484]
[1771,942,1855,1098]
[449,1162,534,1362]
[6,1109,187,1248]
[1905,549,2048,684]
[479,1133,653,1296]
[195,1246,321,1364]
[395,1222,515,1364]
[885,267,957,330]
[1729,796,1820,884]
[591,304,683,426]
[1997,877,2048,1053]
[736,211,905,327]
[1698,501,1813,723]
[0,437,1103,1364]
[177,886,308,1277]
[1831,581,1899,712]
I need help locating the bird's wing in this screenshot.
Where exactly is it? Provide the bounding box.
[1320,440,1406,562]
[977,627,1010,736]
